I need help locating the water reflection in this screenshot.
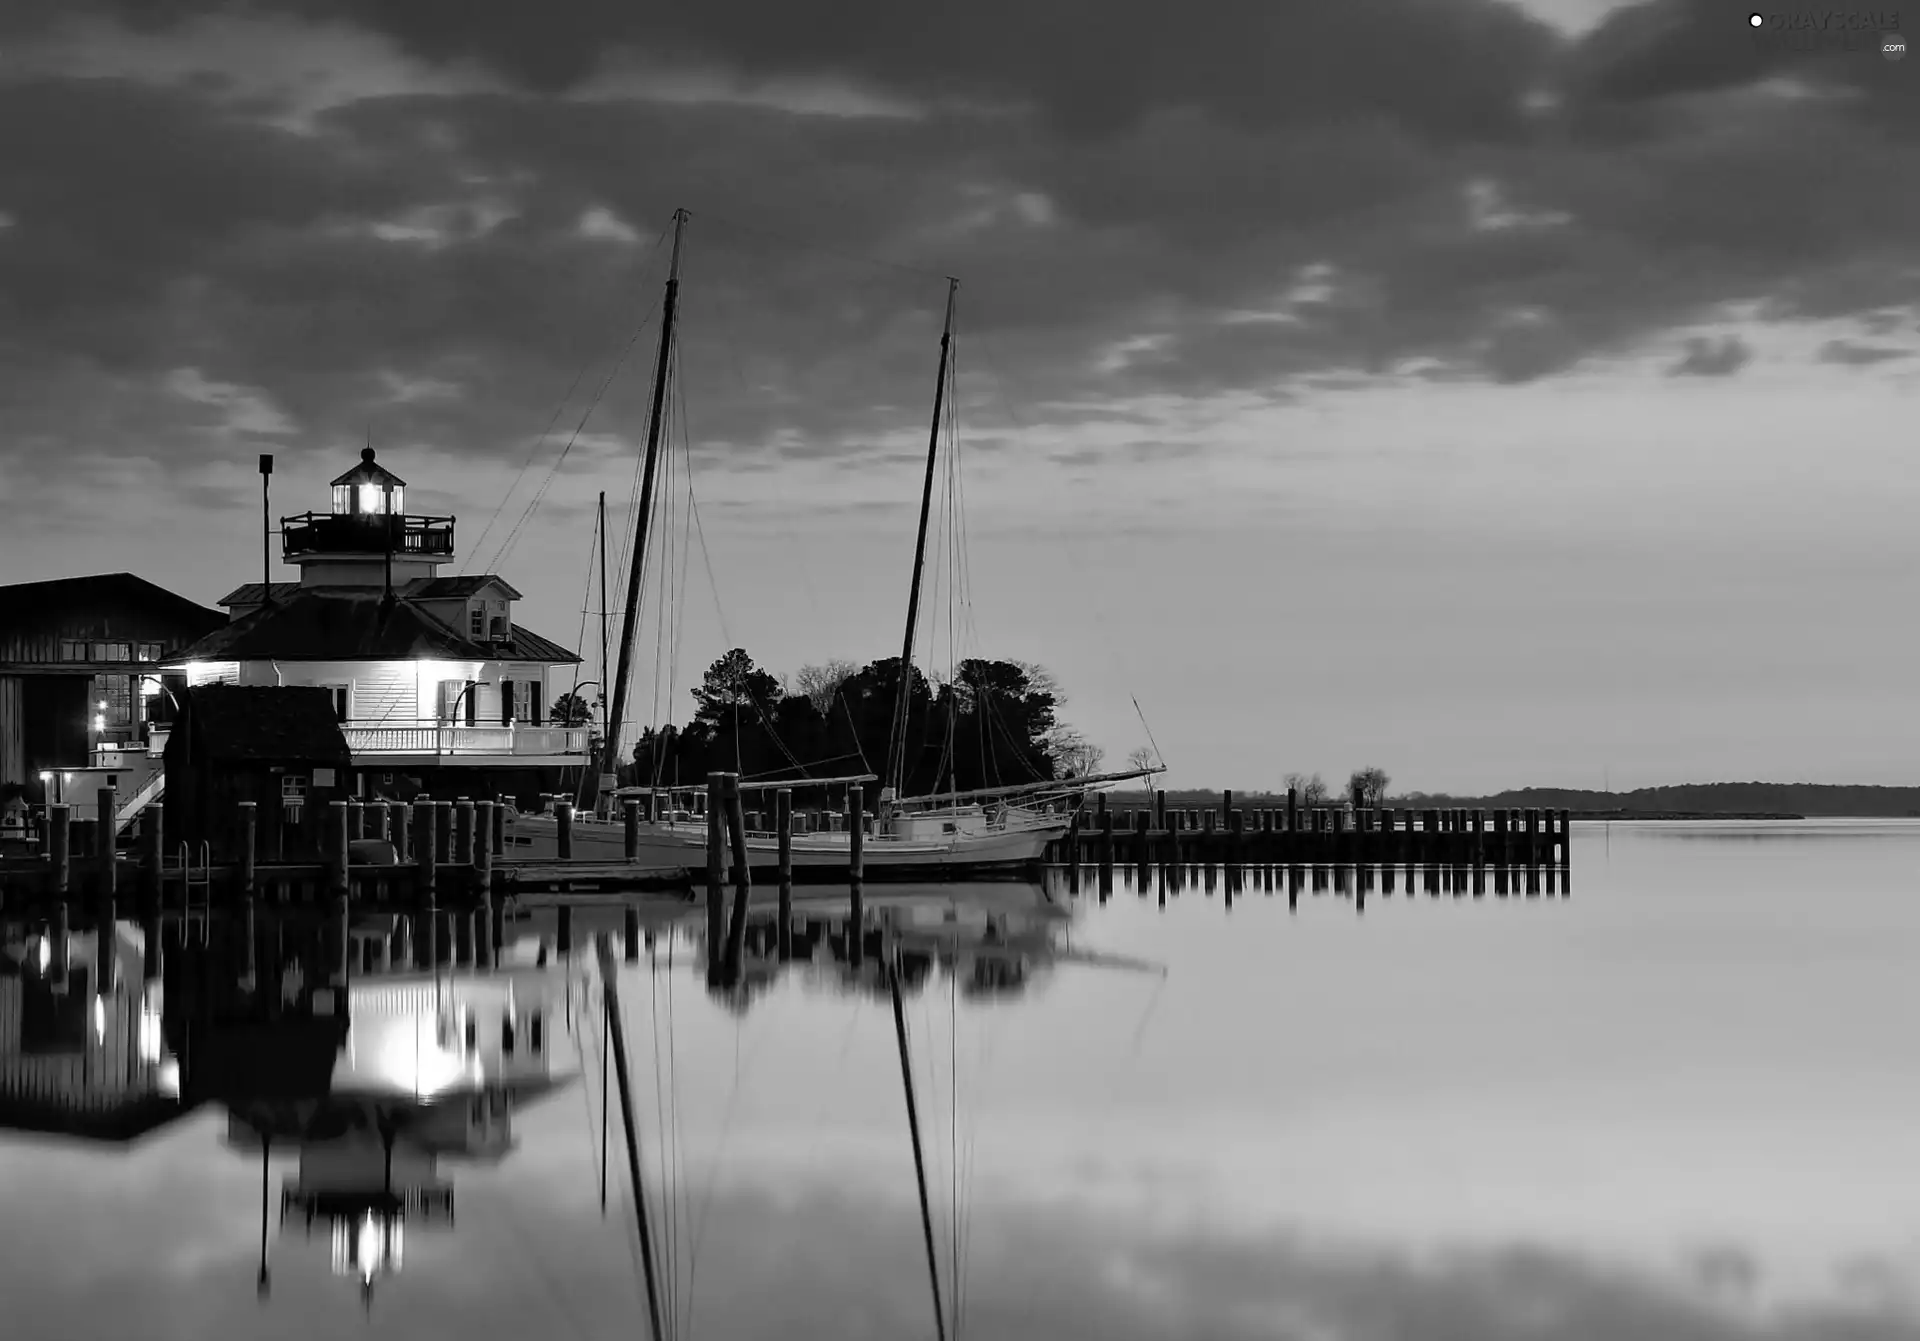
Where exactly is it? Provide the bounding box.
[3,838,1913,1338]
[1,909,578,1310]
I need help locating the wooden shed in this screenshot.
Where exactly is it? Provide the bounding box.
[163,685,353,861]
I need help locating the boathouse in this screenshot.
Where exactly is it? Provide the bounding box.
[0,573,226,805]
[164,684,355,860]
[164,447,585,808]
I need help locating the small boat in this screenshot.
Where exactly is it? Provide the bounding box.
[505,774,1070,878]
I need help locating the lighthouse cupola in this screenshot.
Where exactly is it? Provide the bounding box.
[332,446,406,517]
[280,446,456,588]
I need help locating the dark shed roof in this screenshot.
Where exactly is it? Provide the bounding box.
[176,685,353,763]
[0,573,226,636]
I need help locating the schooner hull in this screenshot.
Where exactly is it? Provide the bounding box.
[505,815,1060,880]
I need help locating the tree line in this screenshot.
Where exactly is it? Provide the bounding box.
[553,648,1118,796]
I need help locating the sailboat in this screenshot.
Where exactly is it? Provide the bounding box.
[507,210,1163,877]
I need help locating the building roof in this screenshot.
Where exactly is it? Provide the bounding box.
[217,575,524,606]
[330,445,406,488]
[0,573,226,634]
[404,575,525,600]
[215,581,302,607]
[176,685,354,763]
[174,589,580,665]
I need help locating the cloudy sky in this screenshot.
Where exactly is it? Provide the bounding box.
[2,0,1917,793]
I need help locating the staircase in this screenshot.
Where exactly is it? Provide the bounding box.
[114,771,166,836]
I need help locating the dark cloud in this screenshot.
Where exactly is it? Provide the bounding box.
[5,0,1920,489]
[1562,0,1917,118]
[1669,334,1752,376]
[31,0,1556,141]
[1817,337,1910,365]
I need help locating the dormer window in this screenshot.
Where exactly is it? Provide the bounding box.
[328,446,407,517]
[469,607,485,637]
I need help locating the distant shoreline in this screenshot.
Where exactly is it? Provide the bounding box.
[1566,811,1805,821]
[1094,782,1920,820]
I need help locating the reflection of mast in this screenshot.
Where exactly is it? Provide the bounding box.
[888,957,948,1341]
[595,937,665,1340]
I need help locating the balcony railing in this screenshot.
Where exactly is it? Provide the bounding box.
[341,721,591,757]
[282,512,456,560]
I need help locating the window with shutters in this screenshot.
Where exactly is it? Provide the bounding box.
[319,683,351,722]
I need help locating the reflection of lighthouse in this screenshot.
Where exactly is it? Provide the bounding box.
[223,968,574,1307]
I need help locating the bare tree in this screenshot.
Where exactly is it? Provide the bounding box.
[1348,766,1391,807]
[792,659,857,714]
[1010,660,1063,709]
[1048,726,1104,778]
[1125,745,1157,774]
[1283,771,1330,805]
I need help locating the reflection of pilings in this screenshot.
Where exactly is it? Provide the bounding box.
[722,773,751,976]
[143,910,163,982]
[705,774,725,975]
[594,938,666,1341]
[93,896,116,995]
[776,788,794,961]
[847,784,865,969]
[51,902,71,991]
[329,896,349,988]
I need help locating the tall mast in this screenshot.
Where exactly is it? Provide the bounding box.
[883,277,959,810]
[600,208,688,815]
[597,490,609,746]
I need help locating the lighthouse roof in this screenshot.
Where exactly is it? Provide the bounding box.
[169,588,580,665]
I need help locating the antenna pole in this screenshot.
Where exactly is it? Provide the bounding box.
[258,454,273,605]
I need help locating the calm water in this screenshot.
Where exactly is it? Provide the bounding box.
[3,821,1916,1339]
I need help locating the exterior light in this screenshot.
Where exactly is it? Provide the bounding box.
[37,771,50,783]
[97,700,107,711]
[94,714,106,732]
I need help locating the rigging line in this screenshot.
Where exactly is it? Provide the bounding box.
[1132,695,1169,773]
[646,422,682,761]
[646,949,680,1337]
[492,303,659,574]
[698,208,951,283]
[663,939,692,1335]
[684,1008,748,1338]
[567,506,600,709]
[705,246,825,625]
[461,227,668,576]
[972,325,1167,761]
[487,1182,604,1341]
[949,952,960,1338]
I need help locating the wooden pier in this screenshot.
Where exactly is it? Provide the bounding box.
[0,791,689,916]
[1042,791,1571,867]
[0,781,1570,921]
